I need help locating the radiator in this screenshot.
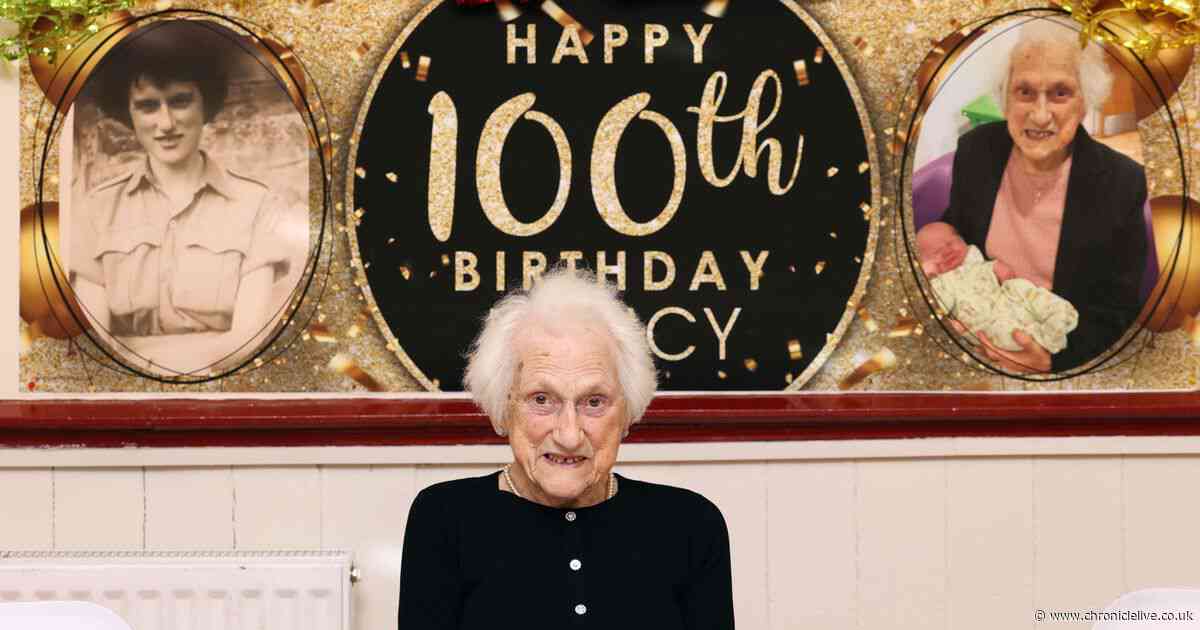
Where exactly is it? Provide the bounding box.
[0,550,353,630]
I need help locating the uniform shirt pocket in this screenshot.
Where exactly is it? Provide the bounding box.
[173,226,253,316]
[96,224,162,316]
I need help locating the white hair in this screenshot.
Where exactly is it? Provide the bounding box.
[463,267,658,436]
[994,16,1113,114]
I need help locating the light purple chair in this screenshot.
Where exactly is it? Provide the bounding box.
[911,151,1159,301]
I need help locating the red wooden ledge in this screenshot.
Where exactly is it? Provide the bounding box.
[0,392,1197,447]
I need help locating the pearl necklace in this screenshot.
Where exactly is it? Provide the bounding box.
[502,463,616,503]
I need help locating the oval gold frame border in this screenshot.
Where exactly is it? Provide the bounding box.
[346,0,881,393]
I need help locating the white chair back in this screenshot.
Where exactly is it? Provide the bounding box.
[1093,588,1200,629]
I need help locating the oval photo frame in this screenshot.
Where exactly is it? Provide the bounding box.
[899,10,1188,380]
[40,15,330,381]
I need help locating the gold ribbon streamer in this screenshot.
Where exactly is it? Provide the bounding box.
[1060,0,1198,57]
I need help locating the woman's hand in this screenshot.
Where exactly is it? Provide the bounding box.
[976,329,1051,374]
[946,320,1051,373]
[992,260,1017,283]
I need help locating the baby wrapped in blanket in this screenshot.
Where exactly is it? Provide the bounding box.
[916,222,1078,354]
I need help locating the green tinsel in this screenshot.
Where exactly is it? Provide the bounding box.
[0,0,135,62]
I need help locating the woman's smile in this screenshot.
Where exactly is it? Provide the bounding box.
[543,453,588,466]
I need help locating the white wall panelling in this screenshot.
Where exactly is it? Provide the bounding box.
[856,459,948,630]
[1034,457,1126,625]
[765,460,857,630]
[3,449,1200,629]
[53,468,144,550]
[145,468,234,550]
[0,469,53,549]
[946,458,1034,630]
[232,467,322,550]
[1122,456,1200,591]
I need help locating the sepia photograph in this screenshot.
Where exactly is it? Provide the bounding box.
[62,18,310,376]
[911,14,1151,374]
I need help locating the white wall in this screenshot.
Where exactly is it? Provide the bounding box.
[4,438,1200,630]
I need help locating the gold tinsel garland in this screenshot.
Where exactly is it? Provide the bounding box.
[0,0,134,61]
[1060,0,1199,57]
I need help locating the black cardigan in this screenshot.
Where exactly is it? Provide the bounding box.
[940,121,1148,371]
[397,472,735,629]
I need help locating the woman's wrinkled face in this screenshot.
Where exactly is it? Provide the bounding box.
[1004,41,1085,170]
[505,322,626,509]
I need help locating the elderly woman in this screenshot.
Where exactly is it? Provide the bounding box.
[939,17,1147,372]
[70,20,289,375]
[397,269,735,629]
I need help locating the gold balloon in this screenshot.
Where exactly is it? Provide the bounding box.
[1139,195,1200,332]
[1052,0,1195,120]
[28,10,136,113]
[19,202,85,339]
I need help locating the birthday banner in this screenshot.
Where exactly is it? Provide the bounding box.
[10,0,1200,396]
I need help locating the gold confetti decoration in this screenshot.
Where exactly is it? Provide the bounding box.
[826,166,839,178]
[540,1,595,46]
[399,265,412,280]
[354,207,365,219]
[385,172,398,183]
[887,318,919,338]
[852,36,873,56]
[308,323,337,344]
[813,46,825,64]
[355,166,366,179]
[495,0,524,22]
[440,254,451,266]
[349,41,370,63]
[838,348,898,390]
[856,307,879,333]
[702,0,729,18]
[860,202,873,220]
[787,339,803,360]
[792,59,810,86]
[829,232,838,239]
[784,372,794,384]
[717,370,728,380]
[400,51,411,69]
[416,55,431,82]
[329,354,385,392]
[854,256,862,263]
[858,161,869,174]
[387,237,396,245]
[814,260,827,275]
[744,358,758,372]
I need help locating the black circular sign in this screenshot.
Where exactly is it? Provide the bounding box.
[350,0,876,390]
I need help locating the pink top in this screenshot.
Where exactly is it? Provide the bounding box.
[985,152,1072,290]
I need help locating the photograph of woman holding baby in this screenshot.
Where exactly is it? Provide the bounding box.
[921,16,1148,373]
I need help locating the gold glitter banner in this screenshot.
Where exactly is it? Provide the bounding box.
[15,0,1199,395]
